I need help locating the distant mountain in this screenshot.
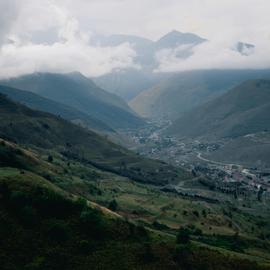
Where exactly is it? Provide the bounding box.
[154,30,206,50]
[130,69,270,120]
[236,42,255,56]
[93,69,170,101]
[93,31,207,101]
[1,72,145,129]
[167,80,270,139]
[0,85,114,133]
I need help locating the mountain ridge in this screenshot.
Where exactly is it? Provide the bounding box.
[130,69,270,120]
[167,79,270,139]
[0,84,114,133]
[0,72,145,129]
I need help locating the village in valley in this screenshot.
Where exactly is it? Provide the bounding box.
[123,121,270,204]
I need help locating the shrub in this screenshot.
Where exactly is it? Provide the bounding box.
[108,199,118,211]
[177,227,191,244]
[46,221,69,243]
[79,208,106,239]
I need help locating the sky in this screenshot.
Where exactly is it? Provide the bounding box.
[0,0,270,78]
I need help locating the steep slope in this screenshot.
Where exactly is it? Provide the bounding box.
[1,72,145,129]
[0,145,266,270]
[206,133,270,168]
[167,80,270,139]
[130,69,270,120]
[0,85,114,133]
[0,98,269,269]
[0,94,189,185]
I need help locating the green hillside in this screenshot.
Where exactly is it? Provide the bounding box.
[168,80,270,139]
[0,95,270,269]
[1,72,145,129]
[0,85,114,133]
[130,70,270,120]
[0,152,267,270]
[0,94,189,186]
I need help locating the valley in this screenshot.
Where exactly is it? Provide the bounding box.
[1,90,270,269]
[1,1,270,269]
[121,121,270,238]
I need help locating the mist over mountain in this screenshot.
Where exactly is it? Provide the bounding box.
[92,31,261,101]
[93,31,207,100]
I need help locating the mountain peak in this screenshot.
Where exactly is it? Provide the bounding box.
[155,30,207,49]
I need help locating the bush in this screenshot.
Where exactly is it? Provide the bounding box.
[177,227,191,244]
[108,199,118,211]
[46,221,69,243]
[78,240,96,254]
[79,208,106,239]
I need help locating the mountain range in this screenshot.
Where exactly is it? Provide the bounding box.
[93,31,255,101]
[0,93,188,185]
[1,92,266,269]
[167,79,270,139]
[0,85,114,134]
[93,31,207,100]
[0,72,145,130]
[130,69,270,120]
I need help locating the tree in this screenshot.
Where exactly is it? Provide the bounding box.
[177,227,191,244]
[108,199,118,211]
[47,155,53,163]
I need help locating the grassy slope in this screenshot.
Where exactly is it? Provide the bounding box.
[130,70,270,120]
[0,85,114,133]
[0,140,269,270]
[0,94,190,186]
[1,72,145,129]
[168,80,270,139]
[0,95,269,268]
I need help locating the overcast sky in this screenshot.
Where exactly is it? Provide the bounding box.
[0,0,270,78]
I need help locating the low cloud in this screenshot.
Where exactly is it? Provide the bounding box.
[0,0,20,46]
[0,41,138,79]
[1,0,270,78]
[0,0,139,79]
[155,39,270,73]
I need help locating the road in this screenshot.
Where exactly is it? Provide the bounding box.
[196,152,242,168]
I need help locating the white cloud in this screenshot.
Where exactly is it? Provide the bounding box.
[155,39,270,73]
[0,40,138,79]
[0,0,20,45]
[0,0,139,79]
[0,0,270,78]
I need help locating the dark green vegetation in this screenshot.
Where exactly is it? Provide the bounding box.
[130,69,270,120]
[0,94,189,186]
[0,136,269,269]
[1,163,268,270]
[168,80,270,138]
[1,72,145,129]
[0,95,270,269]
[0,85,114,133]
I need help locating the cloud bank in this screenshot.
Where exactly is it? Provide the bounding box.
[0,0,138,79]
[155,40,270,73]
[0,0,270,78]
